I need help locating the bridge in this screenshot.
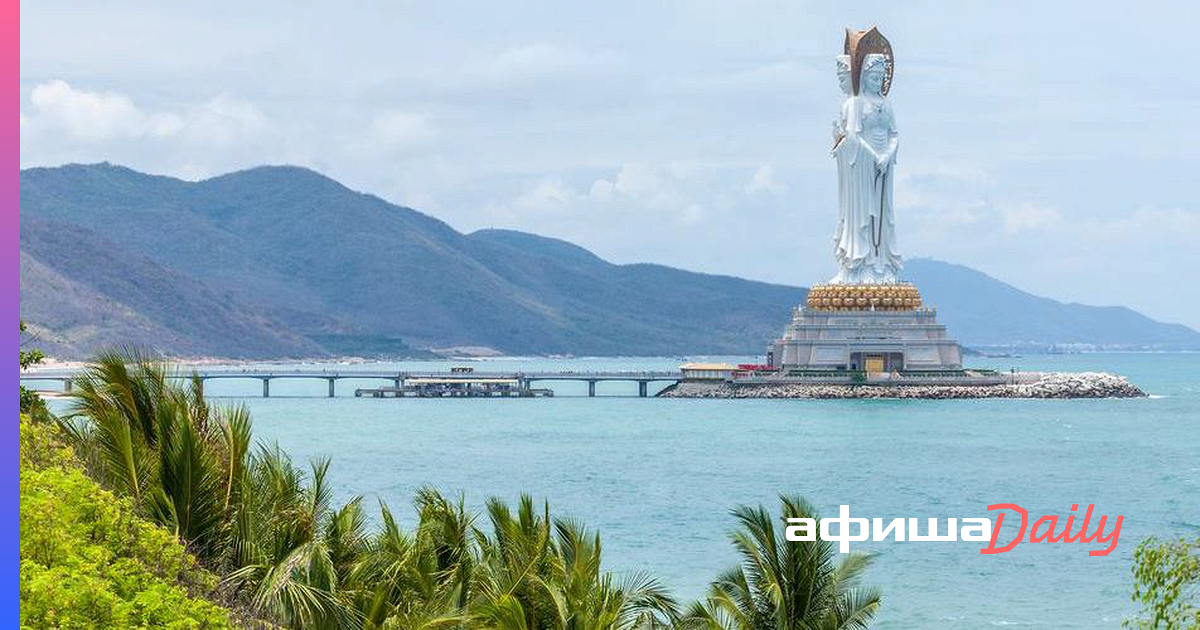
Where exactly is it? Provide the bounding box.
[20,368,683,398]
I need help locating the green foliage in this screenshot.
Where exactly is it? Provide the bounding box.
[20,321,45,370]
[48,350,881,629]
[682,496,880,630]
[19,416,232,629]
[471,495,677,630]
[19,413,75,471]
[19,321,50,420]
[1127,536,1200,629]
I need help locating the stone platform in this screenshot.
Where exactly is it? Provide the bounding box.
[658,372,1145,399]
[768,283,962,372]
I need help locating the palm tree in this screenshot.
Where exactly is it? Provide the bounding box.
[542,517,677,630]
[472,495,561,629]
[64,350,826,630]
[349,491,475,629]
[64,349,363,627]
[223,452,363,629]
[66,349,233,556]
[683,495,880,630]
[472,495,679,630]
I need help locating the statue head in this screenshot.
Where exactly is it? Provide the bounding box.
[836,54,852,96]
[844,26,893,95]
[861,54,888,96]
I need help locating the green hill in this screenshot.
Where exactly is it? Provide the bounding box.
[19,163,1200,358]
[20,416,235,627]
[20,218,326,359]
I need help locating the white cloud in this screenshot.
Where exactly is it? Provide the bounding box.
[24,80,268,152]
[474,43,617,83]
[513,178,580,211]
[588,178,615,201]
[745,164,785,194]
[1081,205,1200,247]
[180,94,267,147]
[484,162,726,231]
[371,110,436,145]
[1000,202,1061,234]
[28,80,182,141]
[596,164,688,210]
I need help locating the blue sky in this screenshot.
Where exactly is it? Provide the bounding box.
[20,1,1200,329]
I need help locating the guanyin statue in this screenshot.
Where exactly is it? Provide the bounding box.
[830,27,901,285]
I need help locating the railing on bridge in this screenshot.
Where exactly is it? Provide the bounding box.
[20,368,683,398]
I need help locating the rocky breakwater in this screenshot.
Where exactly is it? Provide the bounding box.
[657,372,1145,399]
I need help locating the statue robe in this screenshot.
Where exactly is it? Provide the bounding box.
[831,95,901,284]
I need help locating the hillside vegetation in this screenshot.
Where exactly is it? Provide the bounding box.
[20,415,234,628]
[20,351,882,629]
[20,163,1200,358]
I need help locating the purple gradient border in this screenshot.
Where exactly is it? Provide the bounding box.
[8,0,20,619]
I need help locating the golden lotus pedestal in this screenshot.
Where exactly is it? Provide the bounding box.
[804,282,922,311]
[767,282,963,372]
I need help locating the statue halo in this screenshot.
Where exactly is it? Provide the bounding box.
[844,26,894,96]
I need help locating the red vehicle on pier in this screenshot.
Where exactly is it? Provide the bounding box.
[732,364,779,378]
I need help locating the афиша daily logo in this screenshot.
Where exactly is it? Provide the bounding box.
[785,504,1123,556]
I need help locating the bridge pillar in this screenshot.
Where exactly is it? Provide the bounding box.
[588,380,596,397]
[63,379,73,394]
[638,381,648,397]
[262,378,270,398]
[327,378,336,398]
[393,378,402,389]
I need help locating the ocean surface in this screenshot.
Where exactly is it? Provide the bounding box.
[48,353,1199,627]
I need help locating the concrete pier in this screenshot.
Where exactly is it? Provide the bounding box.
[21,368,682,399]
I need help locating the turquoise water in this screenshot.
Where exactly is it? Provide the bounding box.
[53,353,1200,627]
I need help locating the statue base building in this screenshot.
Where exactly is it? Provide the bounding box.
[763,27,963,375]
[767,283,963,372]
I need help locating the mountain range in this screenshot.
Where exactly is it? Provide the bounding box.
[19,163,1200,359]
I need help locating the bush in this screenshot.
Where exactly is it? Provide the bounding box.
[1128,536,1200,629]
[19,416,232,629]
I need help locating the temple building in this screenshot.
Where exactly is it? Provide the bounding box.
[767,284,962,372]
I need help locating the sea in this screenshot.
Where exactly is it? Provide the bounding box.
[46,353,1200,628]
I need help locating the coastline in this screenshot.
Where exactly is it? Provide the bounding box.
[657,372,1146,399]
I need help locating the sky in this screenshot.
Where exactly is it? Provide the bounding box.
[19,1,1200,329]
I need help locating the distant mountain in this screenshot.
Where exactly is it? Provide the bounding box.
[19,163,1200,359]
[19,163,797,358]
[903,259,1200,349]
[19,218,326,359]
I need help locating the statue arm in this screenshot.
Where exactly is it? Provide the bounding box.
[880,132,898,167]
[831,99,851,155]
[877,104,899,167]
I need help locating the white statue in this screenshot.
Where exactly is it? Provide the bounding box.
[831,54,852,274]
[830,31,901,285]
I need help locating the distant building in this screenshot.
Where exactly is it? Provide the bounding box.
[680,363,736,380]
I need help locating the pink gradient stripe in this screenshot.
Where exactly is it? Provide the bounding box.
[7,0,21,618]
